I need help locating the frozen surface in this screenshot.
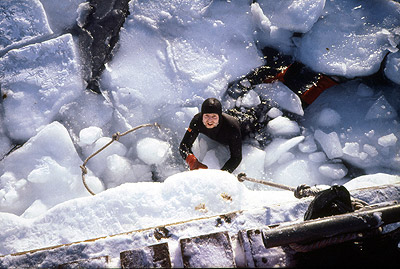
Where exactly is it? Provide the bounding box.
[40,0,87,33]
[0,122,94,217]
[297,0,400,77]
[0,0,52,54]
[385,51,400,84]
[255,82,304,116]
[0,34,84,141]
[256,0,326,33]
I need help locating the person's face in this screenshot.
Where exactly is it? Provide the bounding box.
[202,113,219,129]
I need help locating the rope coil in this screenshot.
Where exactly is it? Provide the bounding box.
[80,123,160,195]
[294,184,322,198]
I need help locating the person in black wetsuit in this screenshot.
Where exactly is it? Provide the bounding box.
[226,47,342,107]
[179,98,242,173]
[222,47,344,147]
[180,48,343,172]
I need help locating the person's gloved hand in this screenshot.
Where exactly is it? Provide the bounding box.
[186,154,208,170]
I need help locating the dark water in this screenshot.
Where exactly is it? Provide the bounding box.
[293,228,400,267]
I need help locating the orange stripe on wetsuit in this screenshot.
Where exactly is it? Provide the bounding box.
[300,75,338,105]
[263,63,338,105]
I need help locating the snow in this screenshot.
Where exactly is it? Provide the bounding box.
[237,146,266,179]
[267,116,301,136]
[39,0,87,33]
[343,173,400,190]
[267,107,283,118]
[316,108,341,127]
[256,0,326,33]
[314,129,343,159]
[297,0,400,77]
[264,136,305,167]
[378,133,398,147]
[78,126,103,147]
[318,163,348,180]
[0,122,90,216]
[385,51,400,85]
[255,82,304,116]
[0,34,84,141]
[0,169,298,256]
[137,137,172,165]
[240,90,262,108]
[0,0,53,55]
[0,0,400,265]
[365,95,398,120]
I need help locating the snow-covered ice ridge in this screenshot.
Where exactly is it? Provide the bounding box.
[0,176,399,267]
[0,0,400,263]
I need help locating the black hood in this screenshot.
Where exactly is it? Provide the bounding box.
[201,98,222,116]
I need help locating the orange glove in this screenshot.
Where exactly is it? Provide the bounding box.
[186,154,208,170]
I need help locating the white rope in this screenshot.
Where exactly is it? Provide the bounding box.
[237,173,369,208]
